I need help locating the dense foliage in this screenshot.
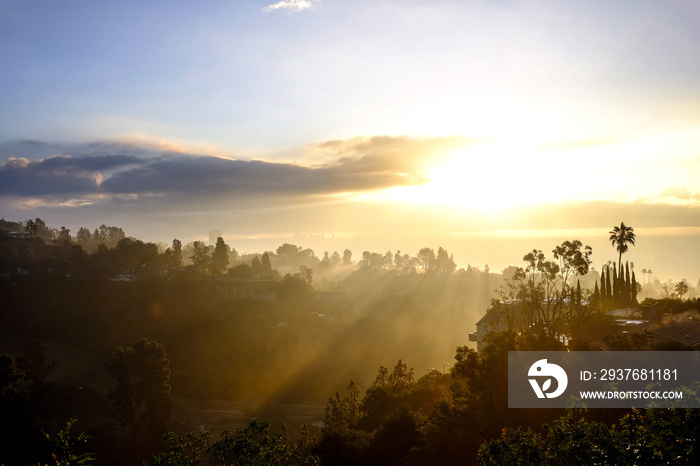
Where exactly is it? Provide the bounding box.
[1,219,698,465]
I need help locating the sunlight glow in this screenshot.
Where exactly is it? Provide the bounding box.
[364,142,584,212]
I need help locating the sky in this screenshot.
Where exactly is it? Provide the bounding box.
[1,0,700,282]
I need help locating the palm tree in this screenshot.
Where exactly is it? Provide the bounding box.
[642,268,648,286]
[609,222,636,274]
[675,280,689,300]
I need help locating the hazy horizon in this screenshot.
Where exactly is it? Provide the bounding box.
[2,0,699,285]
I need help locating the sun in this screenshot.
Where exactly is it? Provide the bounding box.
[352,139,587,212]
[426,144,529,211]
[384,143,559,211]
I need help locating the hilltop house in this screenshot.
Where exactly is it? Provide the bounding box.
[472,301,535,351]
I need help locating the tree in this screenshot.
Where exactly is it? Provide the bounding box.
[43,418,95,466]
[132,338,172,443]
[34,217,54,242]
[107,346,136,440]
[165,239,183,271]
[0,353,23,405]
[251,255,262,276]
[144,431,212,466]
[261,252,273,278]
[360,360,417,431]
[592,281,601,311]
[436,247,457,274]
[478,409,624,465]
[343,249,352,266]
[661,281,674,298]
[209,420,320,466]
[227,263,254,278]
[625,261,632,305]
[95,225,126,248]
[323,381,360,436]
[478,406,700,465]
[190,241,210,276]
[417,247,436,272]
[300,265,313,284]
[126,240,162,281]
[675,280,689,300]
[75,227,92,250]
[552,240,592,296]
[228,246,239,265]
[172,238,183,266]
[107,338,172,444]
[58,227,72,244]
[25,219,38,238]
[510,249,561,330]
[330,251,341,267]
[276,243,302,266]
[609,222,636,274]
[211,237,230,276]
[18,338,56,396]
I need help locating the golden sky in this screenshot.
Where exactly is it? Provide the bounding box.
[1,0,699,281]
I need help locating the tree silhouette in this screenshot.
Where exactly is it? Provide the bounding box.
[107,346,136,440]
[190,241,210,276]
[0,353,23,405]
[107,338,172,444]
[261,251,273,277]
[24,219,37,238]
[675,280,689,300]
[211,237,230,276]
[18,338,56,396]
[609,222,636,276]
[43,418,95,466]
[552,240,592,296]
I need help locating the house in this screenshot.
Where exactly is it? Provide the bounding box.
[638,312,700,350]
[473,301,535,351]
[110,268,133,282]
[569,318,648,350]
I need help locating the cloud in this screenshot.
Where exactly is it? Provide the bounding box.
[311,135,474,173]
[0,154,140,196]
[263,0,319,13]
[0,136,463,206]
[660,186,700,201]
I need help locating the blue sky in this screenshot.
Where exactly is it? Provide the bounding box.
[3,0,698,151]
[2,0,700,280]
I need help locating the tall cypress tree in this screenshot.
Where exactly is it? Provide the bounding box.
[612,264,619,306]
[631,270,638,304]
[600,268,607,310]
[576,279,582,308]
[593,281,601,311]
[625,261,632,306]
[619,262,626,306]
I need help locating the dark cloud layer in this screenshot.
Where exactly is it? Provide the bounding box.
[0,136,462,202]
[0,155,141,196]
